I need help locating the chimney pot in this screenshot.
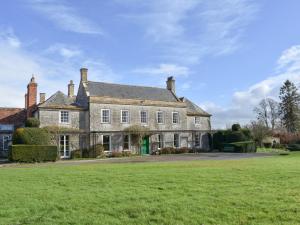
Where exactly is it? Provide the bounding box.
[40,93,46,103]
[80,68,88,82]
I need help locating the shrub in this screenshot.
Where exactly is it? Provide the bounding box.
[287,144,300,151]
[223,141,256,153]
[95,144,104,157]
[272,143,286,149]
[111,151,123,158]
[232,124,241,131]
[175,147,189,154]
[161,147,175,154]
[213,131,226,150]
[25,118,40,128]
[263,143,272,148]
[122,151,132,157]
[226,131,246,143]
[9,145,57,163]
[13,128,51,145]
[71,149,82,159]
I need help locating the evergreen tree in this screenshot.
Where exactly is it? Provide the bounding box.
[279,80,300,133]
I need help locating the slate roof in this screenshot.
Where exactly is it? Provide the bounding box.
[87,81,179,102]
[185,98,211,117]
[39,91,80,109]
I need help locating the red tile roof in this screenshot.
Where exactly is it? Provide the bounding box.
[0,108,27,128]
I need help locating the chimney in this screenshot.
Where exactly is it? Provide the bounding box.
[26,75,37,117]
[68,80,75,97]
[25,94,28,109]
[80,68,88,82]
[166,76,176,94]
[40,93,46,103]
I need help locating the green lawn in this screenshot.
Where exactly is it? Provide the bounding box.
[0,154,300,225]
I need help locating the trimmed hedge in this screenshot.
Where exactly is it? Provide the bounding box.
[13,128,51,145]
[9,145,58,163]
[25,118,40,128]
[223,141,256,153]
[287,144,300,151]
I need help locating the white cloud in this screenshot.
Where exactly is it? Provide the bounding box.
[0,27,21,48]
[120,0,259,64]
[0,28,116,107]
[201,45,300,129]
[28,0,104,35]
[46,44,81,58]
[133,63,190,78]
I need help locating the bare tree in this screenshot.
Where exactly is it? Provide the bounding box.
[247,121,271,147]
[254,98,280,130]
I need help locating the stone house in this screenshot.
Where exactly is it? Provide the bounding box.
[34,68,212,158]
[0,68,212,159]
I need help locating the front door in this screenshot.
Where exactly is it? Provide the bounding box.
[141,136,149,155]
[60,135,70,159]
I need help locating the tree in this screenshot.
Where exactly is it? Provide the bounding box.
[25,117,40,128]
[247,121,270,147]
[254,98,280,130]
[232,124,241,131]
[279,80,300,133]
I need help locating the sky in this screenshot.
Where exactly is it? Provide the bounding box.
[0,0,300,129]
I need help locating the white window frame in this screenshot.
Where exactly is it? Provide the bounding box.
[101,109,111,124]
[173,133,180,148]
[123,134,131,150]
[102,135,111,152]
[156,111,164,124]
[195,133,201,147]
[195,116,201,125]
[158,134,164,149]
[2,135,11,151]
[121,110,130,124]
[140,110,148,124]
[59,110,70,124]
[172,112,180,124]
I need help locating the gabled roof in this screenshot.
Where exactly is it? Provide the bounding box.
[0,108,26,127]
[38,91,82,110]
[184,98,211,117]
[86,81,179,102]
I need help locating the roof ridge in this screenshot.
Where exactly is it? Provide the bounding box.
[88,80,168,91]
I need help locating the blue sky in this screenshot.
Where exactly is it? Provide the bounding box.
[1,0,300,128]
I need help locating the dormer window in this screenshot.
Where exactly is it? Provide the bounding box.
[60,111,69,124]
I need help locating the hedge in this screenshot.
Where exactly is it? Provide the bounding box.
[287,144,300,151]
[13,128,51,145]
[223,141,256,153]
[9,145,58,163]
[25,118,40,128]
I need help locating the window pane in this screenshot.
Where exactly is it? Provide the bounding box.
[103,135,110,151]
[61,111,69,123]
[123,135,129,150]
[195,133,200,147]
[122,110,129,123]
[141,111,147,123]
[174,134,179,148]
[195,117,200,124]
[158,134,163,149]
[102,110,110,123]
[173,112,179,124]
[157,112,164,124]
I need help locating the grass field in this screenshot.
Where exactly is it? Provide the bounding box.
[0,153,300,225]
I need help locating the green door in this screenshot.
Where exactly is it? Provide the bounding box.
[141,136,150,155]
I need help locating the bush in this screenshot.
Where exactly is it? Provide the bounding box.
[160,147,190,154]
[71,149,82,159]
[13,128,51,145]
[122,151,132,157]
[213,131,226,151]
[161,147,175,154]
[111,151,123,158]
[232,124,241,131]
[25,118,40,127]
[263,143,272,148]
[226,131,246,143]
[223,141,256,153]
[287,144,300,151]
[272,143,286,149]
[9,145,57,163]
[95,144,104,157]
